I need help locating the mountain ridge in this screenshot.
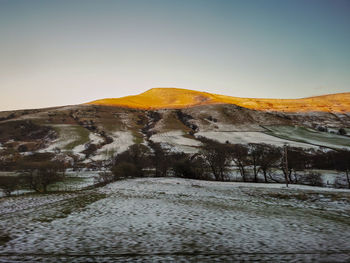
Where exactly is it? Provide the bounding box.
[86,88,350,113]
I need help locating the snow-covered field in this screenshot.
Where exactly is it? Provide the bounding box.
[195,131,317,149]
[48,170,99,191]
[91,131,134,161]
[40,124,80,153]
[39,125,108,159]
[1,178,350,262]
[71,132,105,158]
[265,126,350,150]
[150,130,201,153]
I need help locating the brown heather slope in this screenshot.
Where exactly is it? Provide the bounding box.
[86,88,350,113]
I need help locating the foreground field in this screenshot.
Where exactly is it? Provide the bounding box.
[1,178,350,262]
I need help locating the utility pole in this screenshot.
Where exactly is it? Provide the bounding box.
[283,144,289,188]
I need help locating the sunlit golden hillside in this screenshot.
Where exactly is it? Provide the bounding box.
[86,88,350,113]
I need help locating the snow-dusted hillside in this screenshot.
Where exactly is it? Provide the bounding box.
[0,100,349,166]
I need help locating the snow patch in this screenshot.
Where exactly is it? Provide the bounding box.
[89,133,104,145]
[71,132,105,158]
[265,126,350,150]
[39,125,79,153]
[91,131,134,161]
[150,130,201,153]
[195,131,318,149]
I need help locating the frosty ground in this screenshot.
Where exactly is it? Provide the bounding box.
[1,177,350,262]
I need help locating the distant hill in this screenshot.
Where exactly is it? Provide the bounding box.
[86,88,350,113]
[0,87,350,167]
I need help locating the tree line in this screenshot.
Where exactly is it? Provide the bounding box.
[1,138,350,196]
[0,160,66,196]
[98,138,350,189]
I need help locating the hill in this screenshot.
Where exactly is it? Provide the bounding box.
[87,88,350,113]
[0,88,349,168]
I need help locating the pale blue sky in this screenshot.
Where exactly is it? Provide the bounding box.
[0,0,349,110]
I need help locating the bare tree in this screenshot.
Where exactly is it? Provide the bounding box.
[20,161,64,193]
[112,162,138,179]
[114,144,151,177]
[248,143,262,182]
[333,149,350,189]
[250,144,281,183]
[282,144,289,187]
[231,144,250,182]
[199,138,232,181]
[287,147,303,183]
[148,141,172,177]
[172,153,207,180]
[280,146,309,186]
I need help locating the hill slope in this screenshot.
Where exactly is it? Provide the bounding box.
[87,88,350,113]
[0,88,350,167]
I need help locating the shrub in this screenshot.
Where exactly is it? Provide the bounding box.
[0,176,18,196]
[338,128,347,136]
[83,143,97,158]
[17,144,28,153]
[114,144,151,177]
[94,171,114,185]
[172,154,207,180]
[112,162,138,179]
[302,172,323,187]
[173,159,196,179]
[317,126,327,132]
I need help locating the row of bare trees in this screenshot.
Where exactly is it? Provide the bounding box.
[199,138,350,188]
[198,138,281,183]
[95,138,350,189]
[3,139,346,196]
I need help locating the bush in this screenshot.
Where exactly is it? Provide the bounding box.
[0,176,18,196]
[302,172,323,187]
[334,176,348,189]
[317,126,328,132]
[198,137,233,181]
[83,143,97,158]
[173,159,196,179]
[173,155,207,180]
[338,128,347,136]
[94,171,114,185]
[148,142,172,177]
[112,162,138,179]
[114,144,151,177]
[17,144,28,153]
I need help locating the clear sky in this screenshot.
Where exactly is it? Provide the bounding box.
[0,0,349,111]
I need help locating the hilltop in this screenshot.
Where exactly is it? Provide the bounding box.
[86,88,350,113]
